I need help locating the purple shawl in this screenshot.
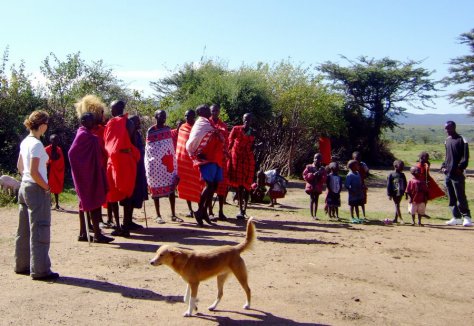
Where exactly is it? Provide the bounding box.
[68,126,108,211]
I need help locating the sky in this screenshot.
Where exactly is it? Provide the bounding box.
[1,0,473,114]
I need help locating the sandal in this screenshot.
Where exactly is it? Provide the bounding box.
[111,229,130,237]
[93,234,115,243]
[171,216,184,223]
[78,234,93,242]
[155,216,165,224]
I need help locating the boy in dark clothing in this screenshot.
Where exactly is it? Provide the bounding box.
[442,121,472,227]
[387,160,407,224]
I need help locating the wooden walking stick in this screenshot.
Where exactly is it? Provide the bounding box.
[143,200,148,228]
[84,212,91,245]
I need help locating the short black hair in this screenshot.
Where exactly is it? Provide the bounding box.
[445,120,456,128]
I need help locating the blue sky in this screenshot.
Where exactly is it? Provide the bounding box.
[1,0,473,114]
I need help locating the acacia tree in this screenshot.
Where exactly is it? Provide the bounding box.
[443,29,474,115]
[319,56,437,163]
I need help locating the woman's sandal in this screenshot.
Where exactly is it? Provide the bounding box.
[171,216,184,223]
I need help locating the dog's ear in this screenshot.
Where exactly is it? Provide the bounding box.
[168,248,182,257]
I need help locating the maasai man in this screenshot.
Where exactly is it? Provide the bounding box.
[228,113,257,219]
[187,104,225,226]
[104,100,140,237]
[69,113,113,243]
[74,95,108,226]
[176,109,203,219]
[208,103,229,221]
[127,115,148,228]
[45,134,65,210]
[145,110,181,224]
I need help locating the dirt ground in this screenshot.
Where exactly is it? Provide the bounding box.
[1,169,473,326]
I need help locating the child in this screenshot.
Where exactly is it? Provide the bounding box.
[45,134,65,210]
[326,162,342,220]
[303,153,327,220]
[265,167,288,207]
[345,160,364,223]
[386,160,407,223]
[250,170,267,203]
[352,151,369,217]
[406,166,429,226]
[416,152,445,218]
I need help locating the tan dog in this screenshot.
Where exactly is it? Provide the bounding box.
[150,217,255,317]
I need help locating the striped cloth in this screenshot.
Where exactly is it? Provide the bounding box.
[228,125,255,191]
[176,123,203,203]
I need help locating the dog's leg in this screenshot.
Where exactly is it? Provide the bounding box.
[184,284,190,303]
[208,273,229,311]
[183,282,199,317]
[231,258,251,309]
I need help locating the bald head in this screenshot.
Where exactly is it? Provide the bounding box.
[110,100,126,117]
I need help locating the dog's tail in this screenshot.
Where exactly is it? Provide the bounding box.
[236,217,256,253]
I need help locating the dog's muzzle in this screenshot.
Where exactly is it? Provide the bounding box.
[149,259,160,266]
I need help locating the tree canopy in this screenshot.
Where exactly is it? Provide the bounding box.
[319,56,437,163]
[443,29,474,115]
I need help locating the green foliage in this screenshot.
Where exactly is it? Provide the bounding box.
[443,29,474,114]
[319,56,437,164]
[149,59,346,175]
[0,48,46,172]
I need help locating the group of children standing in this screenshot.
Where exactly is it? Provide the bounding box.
[387,152,445,226]
[303,151,369,223]
[303,150,443,225]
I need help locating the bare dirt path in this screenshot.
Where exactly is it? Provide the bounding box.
[0,172,473,325]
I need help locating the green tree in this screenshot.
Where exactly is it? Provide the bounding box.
[443,29,474,115]
[150,60,273,126]
[40,52,133,156]
[0,48,45,172]
[319,56,437,163]
[261,61,344,175]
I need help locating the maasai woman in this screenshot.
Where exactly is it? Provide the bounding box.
[145,110,181,224]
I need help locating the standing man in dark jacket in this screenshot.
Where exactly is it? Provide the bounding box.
[442,121,472,227]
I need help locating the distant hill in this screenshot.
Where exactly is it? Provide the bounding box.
[396,113,473,125]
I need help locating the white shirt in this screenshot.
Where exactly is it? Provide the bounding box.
[19,135,48,183]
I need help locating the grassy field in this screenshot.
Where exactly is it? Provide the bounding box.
[383,124,474,144]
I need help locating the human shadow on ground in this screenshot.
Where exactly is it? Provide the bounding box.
[257,236,338,245]
[53,208,78,215]
[110,226,245,252]
[248,203,301,211]
[56,276,181,303]
[425,224,474,231]
[194,308,328,325]
[254,218,355,233]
